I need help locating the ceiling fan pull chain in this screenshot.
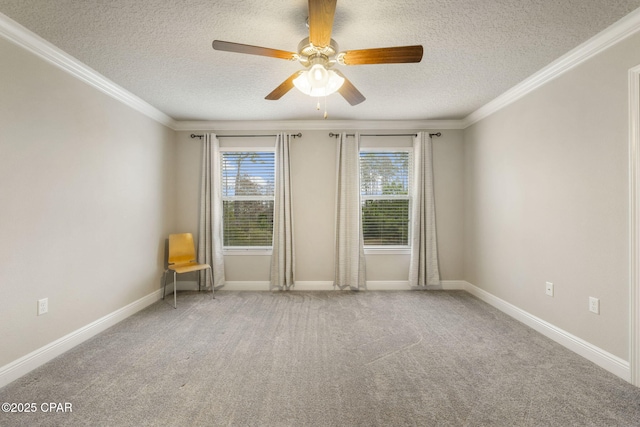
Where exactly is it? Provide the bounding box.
[324,96,328,119]
[316,98,321,110]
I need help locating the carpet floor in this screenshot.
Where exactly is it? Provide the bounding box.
[1,290,639,426]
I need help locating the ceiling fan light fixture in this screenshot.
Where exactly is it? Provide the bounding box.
[309,63,328,86]
[293,65,345,97]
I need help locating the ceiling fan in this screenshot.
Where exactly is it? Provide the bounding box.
[212,0,423,107]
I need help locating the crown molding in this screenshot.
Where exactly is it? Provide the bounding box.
[173,119,465,132]
[0,12,177,129]
[463,7,640,128]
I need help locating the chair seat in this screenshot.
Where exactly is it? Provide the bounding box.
[169,261,212,274]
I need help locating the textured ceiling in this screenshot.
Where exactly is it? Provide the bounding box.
[1,0,639,122]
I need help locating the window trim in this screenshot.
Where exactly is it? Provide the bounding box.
[223,248,273,256]
[359,147,413,249]
[364,247,411,255]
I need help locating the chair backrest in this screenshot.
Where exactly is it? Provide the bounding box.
[168,233,197,265]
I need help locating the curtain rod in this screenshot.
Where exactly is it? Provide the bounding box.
[190,133,302,139]
[328,132,441,138]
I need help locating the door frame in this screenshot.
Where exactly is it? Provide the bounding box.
[629,64,640,387]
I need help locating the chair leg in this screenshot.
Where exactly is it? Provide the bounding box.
[198,270,201,292]
[162,270,168,300]
[208,267,215,299]
[173,271,177,309]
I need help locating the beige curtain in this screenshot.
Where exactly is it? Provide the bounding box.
[408,132,440,287]
[270,133,296,290]
[334,133,366,290]
[198,133,225,290]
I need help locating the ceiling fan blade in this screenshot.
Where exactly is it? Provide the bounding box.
[212,40,296,60]
[334,70,365,106]
[341,45,424,65]
[265,72,302,100]
[308,0,337,47]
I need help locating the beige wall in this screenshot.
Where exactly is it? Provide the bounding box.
[174,129,465,283]
[463,32,640,360]
[0,38,176,367]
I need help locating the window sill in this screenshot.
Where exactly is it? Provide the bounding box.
[223,249,273,256]
[364,247,411,255]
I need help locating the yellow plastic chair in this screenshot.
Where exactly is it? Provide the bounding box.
[163,233,214,308]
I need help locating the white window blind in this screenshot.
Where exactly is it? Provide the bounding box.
[360,150,411,246]
[221,151,275,247]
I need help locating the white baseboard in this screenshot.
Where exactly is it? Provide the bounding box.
[0,289,162,389]
[164,280,202,292]
[222,281,270,291]
[294,281,335,291]
[186,280,465,291]
[170,280,344,292]
[441,280,468,290]
[461,281,631,382]
[220,280,468,291]
[365,280,468,290]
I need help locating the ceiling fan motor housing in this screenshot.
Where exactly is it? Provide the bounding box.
[297,37,339,68]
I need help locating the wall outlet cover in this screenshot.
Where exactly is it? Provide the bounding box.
[37,298,48,316]
[545,282,554,297]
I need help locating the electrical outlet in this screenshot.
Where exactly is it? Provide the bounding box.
[589,297,600,314]
[545,282,554,297]
[37,298,48,316]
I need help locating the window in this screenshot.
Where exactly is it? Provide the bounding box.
[221,150,275,248]
[360,150,411,247]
